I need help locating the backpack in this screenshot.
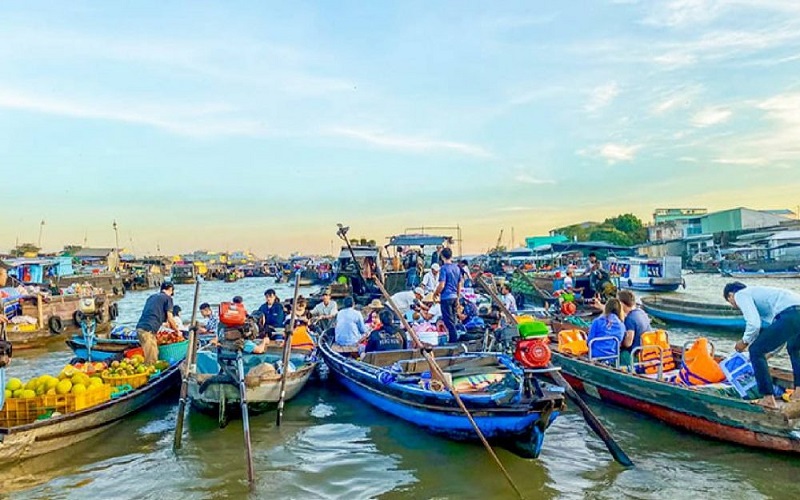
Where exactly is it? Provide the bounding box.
[220,302,248,327]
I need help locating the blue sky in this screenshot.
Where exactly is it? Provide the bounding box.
[2,1,800,255]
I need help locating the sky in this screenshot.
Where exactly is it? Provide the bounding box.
[2,0,800,256]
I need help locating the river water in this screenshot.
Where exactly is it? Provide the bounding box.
[3,275,800,499]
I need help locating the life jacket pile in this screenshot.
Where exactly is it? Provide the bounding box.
[677,337,725,386]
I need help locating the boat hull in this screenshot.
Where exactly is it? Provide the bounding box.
[551,352,800,453]
[0,363,182,462]
[319,337,564,459]
[640,296,747,330]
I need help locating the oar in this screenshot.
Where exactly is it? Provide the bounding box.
[236,349,256,487]
[475,273,634,468]
[0,323,8,409]
[276,269,302,426]
[336,225,524,499]
[173,279,202,450]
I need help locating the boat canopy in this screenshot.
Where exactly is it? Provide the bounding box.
[387,234,453,248]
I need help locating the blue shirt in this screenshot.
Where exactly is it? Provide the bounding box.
[334,307,367,346]
[438,262,461,300]
[587,314,625,361]
[735,286,800,344]
[136,292,173,332]
[623,308,651,351]
[257,302,285,329]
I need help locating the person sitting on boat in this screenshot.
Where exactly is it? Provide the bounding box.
[404,250,420,288]
[587,298,626,365]
[364,299,384,330]
[419,293,442,323]
[169,305,186,331]
[285,296,310,328]
[421,263,441,295]
[617,290,652,367]
[257,289,286,339]
[283,297,315,350]
[310,291,338,331]
[197,302,219,336]
[724,282,800,409]
[136,282,182,364]
[500,284,517,314]
[458,260,473,288]
[364,309,406,353]
[583,252,602,276]
[333,296,369,351]
[391,287,426,315]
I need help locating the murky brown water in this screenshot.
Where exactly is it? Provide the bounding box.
[3,274,800,499]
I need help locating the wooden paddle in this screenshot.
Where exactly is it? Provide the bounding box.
[173,279,202,450]
[276,269,302,426]
[337,225,524,499]
[475,273,634,468]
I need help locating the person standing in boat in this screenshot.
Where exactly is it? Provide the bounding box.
[617,290,652,367]
[421,263,440,295]
[583,252,602,275]
[136,282,182,364]
[433,247,461,343]
[500,283,518,314]
[724,282,800,408]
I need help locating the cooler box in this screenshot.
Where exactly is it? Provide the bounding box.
[719,352,758,398]
[518,320,549,339]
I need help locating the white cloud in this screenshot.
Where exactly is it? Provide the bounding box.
[585,82,620,112]
[712,157,767,166]
[652,52,698,68]
[679,156,699,162]
[691,107,732,127]
[601,143,639,162]
[514,173,556,185]
[328,127,492,158]
[0,87,269,137]
[643,0,800,28]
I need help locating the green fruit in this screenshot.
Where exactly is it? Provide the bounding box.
[6,378,22,391]
[12,389,23,398]
[24,379,38,391]
[4,389,10,399]
[46,388,56,395]
[21,390,36,399]
[71,384,87,395]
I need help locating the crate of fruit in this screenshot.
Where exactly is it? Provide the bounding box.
[101,357,157,389]
[41,384,112,413]
[0,397,45,427]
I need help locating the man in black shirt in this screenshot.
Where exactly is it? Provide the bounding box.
[136,282,181,363]
[365,310,406,353]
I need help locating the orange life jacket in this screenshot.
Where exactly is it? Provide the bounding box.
[290,324,315,350]
[678,337,725,386]
[638,330,676,374]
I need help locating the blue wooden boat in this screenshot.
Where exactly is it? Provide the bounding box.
[318,330,566,458]
[641,295,747,330]
[65,335,138,362]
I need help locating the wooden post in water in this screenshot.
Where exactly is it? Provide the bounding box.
[173,279,201,450]
[276,270,302,426]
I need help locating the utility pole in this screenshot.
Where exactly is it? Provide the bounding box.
[113,220,120,271]
[38,220,45,249]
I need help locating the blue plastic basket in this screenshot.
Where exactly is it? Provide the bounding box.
[157,340,189,364]
[719,352,758,398]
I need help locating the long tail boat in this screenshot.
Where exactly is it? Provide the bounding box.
[0,363,182,462]
[318,330,565,458]
[187,345,317,417]
[549,336,800,453]
[640,295,747,330]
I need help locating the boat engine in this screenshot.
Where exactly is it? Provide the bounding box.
[514,338,552,369]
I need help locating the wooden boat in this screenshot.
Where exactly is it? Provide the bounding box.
[2,293,117,349]
[640,295,748,330]
[66,335,137,362]
[722,269,800,279]
[187,345,317,416]
[170,264,197,284]
[0,363,182,462]
[318,330,566,458]
[549,338,800,454]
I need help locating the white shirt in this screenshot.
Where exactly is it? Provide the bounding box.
[311,301,338,318]
[391,291,418,314]
[421,271,439,294]
[427,303,442,323]
[502,292,518,314]
[735,286,800,344]
[563,275,574,289]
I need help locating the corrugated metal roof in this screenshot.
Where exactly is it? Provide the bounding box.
[388,234,452,247]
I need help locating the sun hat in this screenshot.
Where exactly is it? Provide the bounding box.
[367,299,384,309]
[431,263,441,272]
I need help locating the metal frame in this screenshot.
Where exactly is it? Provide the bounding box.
[587,336,621,368]
[631,345,664,379]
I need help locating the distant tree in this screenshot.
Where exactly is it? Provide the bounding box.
[350,237,376,246]
[10,243,40,257]
[61,245,83,256]
[552,223,598,242]
[489,245,507,254]
[589,227,633,247]
[604,214,647,245]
